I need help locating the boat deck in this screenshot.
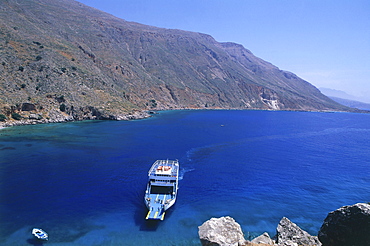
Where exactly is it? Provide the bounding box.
[145,193,170,220]
[148,160,179,177]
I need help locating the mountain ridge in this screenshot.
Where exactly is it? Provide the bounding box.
[328,97,370,111]
[0,0,357,125]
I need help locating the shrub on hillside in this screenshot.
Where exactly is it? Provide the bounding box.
[0,114,6,121]
[60,103,66,112]
[11,113,22,120]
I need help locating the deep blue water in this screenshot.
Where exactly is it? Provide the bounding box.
[1,110,370,245]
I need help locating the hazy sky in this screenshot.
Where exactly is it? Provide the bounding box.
[77,0,370,102]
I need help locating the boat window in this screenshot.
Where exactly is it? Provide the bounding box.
[150,185,173,194]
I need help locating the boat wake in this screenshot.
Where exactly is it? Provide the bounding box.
[178,167,194,181]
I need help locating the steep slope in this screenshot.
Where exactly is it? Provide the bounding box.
[0,0,352,124]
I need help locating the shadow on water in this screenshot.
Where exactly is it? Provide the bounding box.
[133,204,160,231]
[0,146,16,150]
[26,238,45,246]
[134,202,176,231]
[141,220,161,231]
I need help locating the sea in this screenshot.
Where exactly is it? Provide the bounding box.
[1,110,369,245]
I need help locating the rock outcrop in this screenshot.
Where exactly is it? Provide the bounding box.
[0,108,150,127]
[198,216,248,246]
[318,203,370,246]
[275,217,321,246]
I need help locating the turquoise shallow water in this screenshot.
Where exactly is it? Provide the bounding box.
[1,110,370,245]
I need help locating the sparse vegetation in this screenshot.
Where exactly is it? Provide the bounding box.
[11,113,22,120]
[56,95,65,103]
[0,114,7,121]
[59,103,66,112]
[149,99,157,108]
[0,0,354,124]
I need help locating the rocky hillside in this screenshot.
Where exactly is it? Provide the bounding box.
[0,0,353,124]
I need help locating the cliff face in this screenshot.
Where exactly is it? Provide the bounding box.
[0,0,351,123]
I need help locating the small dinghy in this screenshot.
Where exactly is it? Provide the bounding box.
[32,228,48,240]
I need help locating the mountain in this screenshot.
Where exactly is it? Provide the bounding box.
[328,97,370,111]
[0,0,355,124]
[319,88,358,101]
[319,88,370,110]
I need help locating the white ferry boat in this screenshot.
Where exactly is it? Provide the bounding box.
[145,160,179,220]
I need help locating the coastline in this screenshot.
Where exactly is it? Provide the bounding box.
[0,107,367,129]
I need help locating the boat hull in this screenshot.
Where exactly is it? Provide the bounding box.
[32,228,48,240]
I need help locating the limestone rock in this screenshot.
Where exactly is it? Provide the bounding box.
[275,217,321,246]
[318,203,370,246]
[251,232,275,245]
[29,113,42,120]
[198,216,247,246]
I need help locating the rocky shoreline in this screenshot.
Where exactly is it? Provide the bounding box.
[0,109,152,128]
[198,203,370,246]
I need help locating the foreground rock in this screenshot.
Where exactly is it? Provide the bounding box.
[252,217,322,246]
[198,216,247,246]
[318,203,370,246]
[251,232,275,245]
[199,216,322,246]
[275,217,321,246]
